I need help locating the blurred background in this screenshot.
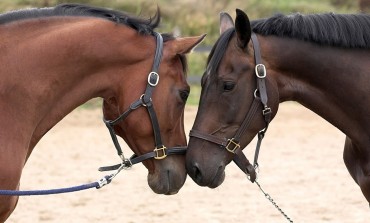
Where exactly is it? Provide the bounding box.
[1,0,368,105]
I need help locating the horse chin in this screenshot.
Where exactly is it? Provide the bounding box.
[147,172,184,195]
[147,162,187,195]
[208,169,225,188]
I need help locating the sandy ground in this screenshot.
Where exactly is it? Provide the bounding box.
[6,102,370,223]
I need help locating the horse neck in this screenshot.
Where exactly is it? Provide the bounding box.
[262,36,370,138]
[0,18,155,149]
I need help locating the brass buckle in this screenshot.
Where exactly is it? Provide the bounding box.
[225,138,240,153]
[154,146,167,159]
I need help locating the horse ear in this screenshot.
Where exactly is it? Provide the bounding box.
[235,9,252,49]
[220,12,234,34]
[172,34,207,54]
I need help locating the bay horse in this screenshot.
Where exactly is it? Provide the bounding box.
[186,8,370,206]
[0,3,205,222]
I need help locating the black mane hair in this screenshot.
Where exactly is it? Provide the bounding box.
[0,3,159,35]
[206,28,235,78]
[206,12,370,78]
[251,13,370,49]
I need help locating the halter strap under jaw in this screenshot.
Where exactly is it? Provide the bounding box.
[100,32,186,171]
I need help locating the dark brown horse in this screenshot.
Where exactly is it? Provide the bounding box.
[0,4,205,221]
[186,8,370,206]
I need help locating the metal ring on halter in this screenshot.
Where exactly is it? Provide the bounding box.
[254,163,260,173]
[247,172,258,182]
[140,94,151,107]
[122,158,133,169]
[254,89,259,98]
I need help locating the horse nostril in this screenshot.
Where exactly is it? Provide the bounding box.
[193,163,202,183]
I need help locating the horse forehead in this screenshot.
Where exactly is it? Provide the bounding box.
[208,37,245,76]
[160,54,187,82]
[218,49,251,75]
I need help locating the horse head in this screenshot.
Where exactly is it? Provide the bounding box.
[186,9,279,188]
[103,32,205,194]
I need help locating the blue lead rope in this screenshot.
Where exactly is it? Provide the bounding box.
[0,182,98,196]
[0,161,129,196]
[0,175,112,196]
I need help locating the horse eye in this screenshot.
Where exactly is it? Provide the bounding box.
[223,81,235,92]
[179,90,190,102]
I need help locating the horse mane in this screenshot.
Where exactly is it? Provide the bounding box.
[206,28,235,78]
[0,4,188,72]
[251,13,370,49]
[0,3,159,35]
[206,12,370,79]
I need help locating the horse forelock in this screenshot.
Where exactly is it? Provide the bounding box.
[0,3,160,35]
[251,13,370,49]
[206,28,235,80]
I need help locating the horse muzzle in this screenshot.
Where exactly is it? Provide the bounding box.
[147,158,187,195]
[186,142,227,188]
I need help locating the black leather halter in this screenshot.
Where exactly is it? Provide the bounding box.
[189,33,272,182]
[99,32,187,172]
